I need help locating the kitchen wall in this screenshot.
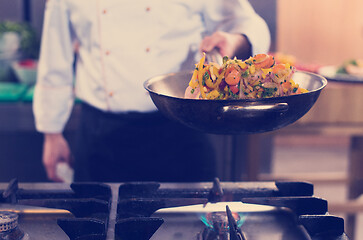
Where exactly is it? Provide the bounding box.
[277,0,363,65]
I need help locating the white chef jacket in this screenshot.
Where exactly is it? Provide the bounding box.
[33,0,270,133]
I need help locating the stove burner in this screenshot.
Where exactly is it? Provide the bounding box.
[0,179,351,240]
[202,212,243,233]
[200,211,246,240]
[0,211,18,232]
[0,211,29,240]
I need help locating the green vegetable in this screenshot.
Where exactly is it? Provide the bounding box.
[228,87,238,99]
[241,70,249,78]
[202,71,209,86]
[348,59,358,66]
[336,67,347,74]
[223,56,229,64]
[262,87,277,98]
[336,59,359,74]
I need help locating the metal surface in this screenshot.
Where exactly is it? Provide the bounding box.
[144,71,327,134]
[0,211,29,240]
[151,207,312,240]
[0,182,118,240]
[0,211,18,232]
[0,181,349,240]
[16,212,70,240]
[0,204,70,215]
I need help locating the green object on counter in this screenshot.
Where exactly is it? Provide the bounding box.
[22,85,34,102]
[0,82,28,101]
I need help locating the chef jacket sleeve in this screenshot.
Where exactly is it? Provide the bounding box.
[33,0,75,133]
[202,0,271,56]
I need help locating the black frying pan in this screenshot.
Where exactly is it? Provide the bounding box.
[144,71,327,134]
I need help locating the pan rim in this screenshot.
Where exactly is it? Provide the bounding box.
[144,70,328,102]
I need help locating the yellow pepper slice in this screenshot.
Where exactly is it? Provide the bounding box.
[249,65,256,75]
[189,69,199,88]
[207,89,220,99]
[238,61,247,70]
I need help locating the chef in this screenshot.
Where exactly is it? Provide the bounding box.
[33,0,270,182]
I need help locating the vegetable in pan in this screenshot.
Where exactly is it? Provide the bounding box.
[185,53,308,99]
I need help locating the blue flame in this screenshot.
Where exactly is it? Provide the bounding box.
[199,213,247,230]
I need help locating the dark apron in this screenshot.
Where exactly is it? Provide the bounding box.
[74,102,216,182]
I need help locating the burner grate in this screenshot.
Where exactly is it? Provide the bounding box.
[0,179,112,240]
[114,178,349,240]
[0,178,351,240]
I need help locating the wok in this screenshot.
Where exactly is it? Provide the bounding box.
[144,71,327,134]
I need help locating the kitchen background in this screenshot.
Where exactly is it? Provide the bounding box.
[0,0,362,239]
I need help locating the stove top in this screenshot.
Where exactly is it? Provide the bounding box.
[0,178,349,240]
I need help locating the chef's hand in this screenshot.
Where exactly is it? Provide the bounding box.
[200,31,252,60]
[42,133,73,182]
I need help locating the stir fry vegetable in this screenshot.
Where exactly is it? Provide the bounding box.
[185,53,308,100]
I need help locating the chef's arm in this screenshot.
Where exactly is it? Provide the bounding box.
[33,0,75,134]
[201,0,270,58]
[33,0,75,181]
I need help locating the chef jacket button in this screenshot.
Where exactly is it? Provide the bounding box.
[105,50,110,55]
[146,6,151,12]
[103,9,107,14]
[109,92,113,97]
[145,47,150,53]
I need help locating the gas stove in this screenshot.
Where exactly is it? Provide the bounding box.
[0,178,349,240]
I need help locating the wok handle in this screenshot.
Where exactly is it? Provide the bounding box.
[221,103,289,113]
